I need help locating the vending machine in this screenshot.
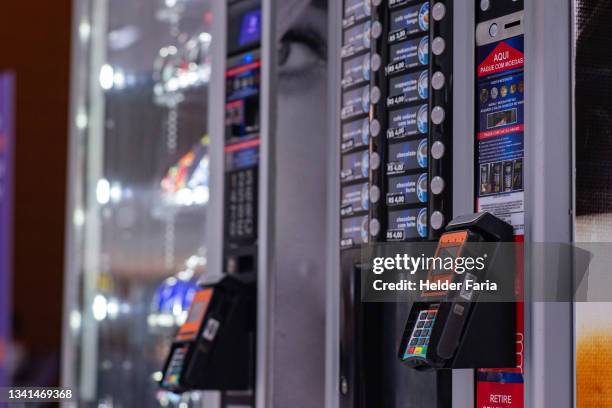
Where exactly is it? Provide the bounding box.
[155,0,263,405]
[160,0,331,406]
[327,0,575,407]
[333,0,455,406]
[64,0,218,406]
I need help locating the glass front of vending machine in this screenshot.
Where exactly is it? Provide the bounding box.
[63,0,214,406]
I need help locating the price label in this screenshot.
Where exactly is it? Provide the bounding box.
[388,0,409,9]
[386,229,405,241]
[387,126,407,140]
[341,77,354,88]
[342,15,356,29]
[387,95,406,108]
[341,44,356,59]
[340,238,354,248]
[387,193,406,206]
[387,161,405,174]
[340,205,354,217]
[389,28,408,44]
[341,139,355,152]
[340,168,354,179]
[386,61,407,76]
[341,105,355,120]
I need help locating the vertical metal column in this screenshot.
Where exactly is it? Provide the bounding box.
[62,0,90,395]
[208,1,275,407]
[62,0,109,400]
[452,0,475,406]
[257,0,276,406]
[204,0,227,299]
[326,1,343,408]
[202,1,228,406]
[523,0,574,407]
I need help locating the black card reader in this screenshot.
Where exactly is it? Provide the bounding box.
[398,212,516,369]
[160,274,255,393]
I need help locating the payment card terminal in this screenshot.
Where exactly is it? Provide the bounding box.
[398,212,516,369]
[160,274,255,393]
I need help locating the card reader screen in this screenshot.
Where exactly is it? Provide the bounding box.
[176,289,213,341]
[432,246,460,276]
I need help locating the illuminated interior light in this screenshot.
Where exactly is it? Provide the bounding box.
[157,314,175,327]
[186,255,200,269]
[177,268,194,281]
[113,70,126,89]
[69,310,82,331]
[176,311,188,326]
[199,32,212,43]
[172,299,183,317]
[75,109,88,130]
[78,20,91,43]
[106,298,119,319]
[99,64,114,90]
[109,182,122,203]
[92,294,108,321]
[73,208,85,227]
[96,178,111,205]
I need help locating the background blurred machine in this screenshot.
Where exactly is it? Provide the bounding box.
[63,0,214,406]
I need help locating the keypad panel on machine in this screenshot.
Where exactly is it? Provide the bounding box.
[403,305,439,359]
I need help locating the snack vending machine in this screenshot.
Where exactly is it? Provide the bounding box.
[335,0,455,406]
[162,0,330,406]
[327,0,575,407]
[158,1,263,406]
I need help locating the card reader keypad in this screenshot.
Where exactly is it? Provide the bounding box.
[403,308,438,359]
[162,345,188,388]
